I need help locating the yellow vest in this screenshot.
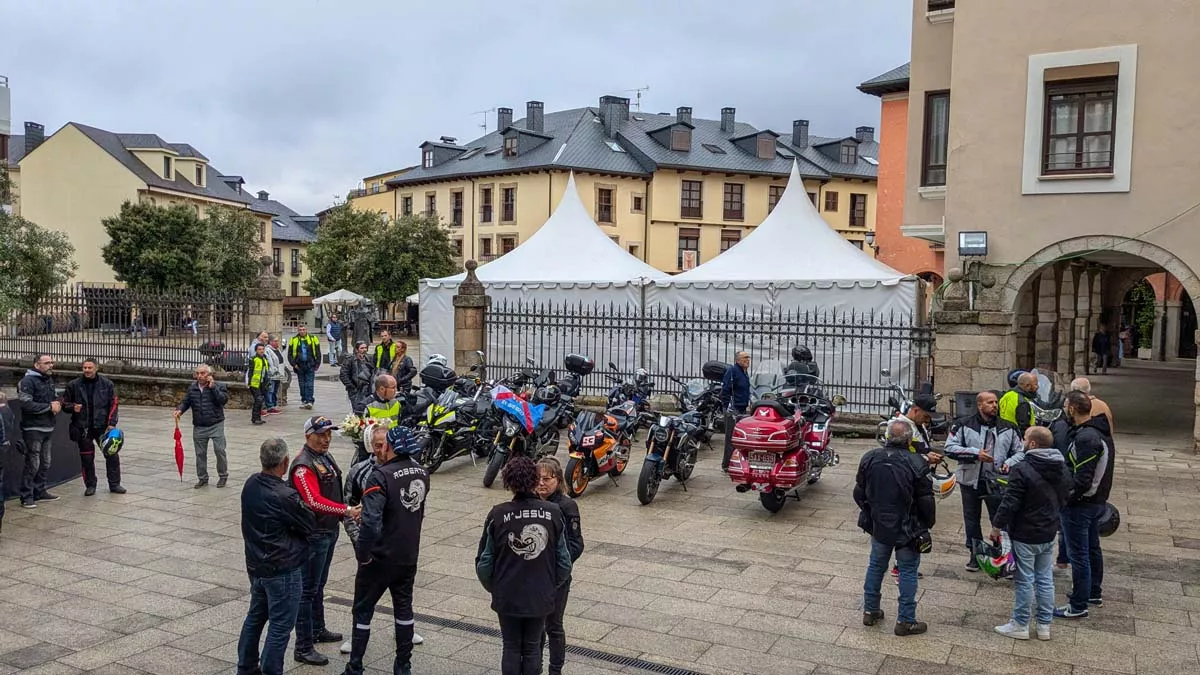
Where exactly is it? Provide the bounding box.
[249,355,269,389]
[365,397,400,426]
[375,342,397,370]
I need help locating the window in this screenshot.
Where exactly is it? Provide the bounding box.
[425,193,436,217]
[291,248,302,275]
[503,136,518,157]
[480,186,493,222]
[839,142,857,164]
[272,247,282,275]
[720,229,741,252]
[768,186,785,213]
[597,187,614,223]
[851,240,865,250]
[922,91,950,186]
[452,239,463,257]
[291,281,300,296]
[193,204,200,216]
[401,194,413,217]
[451,190,463,226]
[722,183,744,220]
[824,191,839,212]
[500,236,516,254]
[628,243,640,258]
[677,228,700,270]
[605,141,625,153]
[163,156,173,179]
[422,150,434,168]
[680,180,702,219]
[701,143,726,154]
[757,136,775,160]
[670,129,690,151]
[259,222,266,242]
[807,192,817,206]
[1043,77,1117,174]
[631,194,644,213]
[480,237,493,257]
[849,193,867,227]
[195,164,203,185]
[609,235,620,245]
[501,187,515,221]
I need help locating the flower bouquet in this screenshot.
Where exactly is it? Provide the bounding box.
[337,414,370,441]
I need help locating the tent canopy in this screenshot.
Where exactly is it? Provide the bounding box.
[424,172,668,287]
[667,161,907,286]
[313,289,368,306]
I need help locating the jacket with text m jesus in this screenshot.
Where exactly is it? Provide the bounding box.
[475,494,572,617]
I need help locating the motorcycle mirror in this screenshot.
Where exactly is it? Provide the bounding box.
[475,350,486,364]
[880,368,891,378]
[526,357,536,366]
[607,362,619,371]
[831,394,847,407]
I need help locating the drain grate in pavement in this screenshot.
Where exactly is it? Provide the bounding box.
[326,597,707,675]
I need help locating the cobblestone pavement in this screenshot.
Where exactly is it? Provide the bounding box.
[1,378,1198,674]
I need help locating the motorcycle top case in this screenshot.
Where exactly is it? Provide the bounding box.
[563,353,595,376]
[732,402,801,453]
[420,363,458,390]
[702,360,729,383]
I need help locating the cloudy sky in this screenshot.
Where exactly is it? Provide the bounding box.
[1,0,911,214]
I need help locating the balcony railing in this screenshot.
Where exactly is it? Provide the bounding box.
[272,262,284,276]
[290,264,303,276]
[928,0,954,10]
[348,185,387,198]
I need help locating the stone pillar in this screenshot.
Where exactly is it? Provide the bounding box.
[1164,300,1183,359]
[452,260,490,375]
[934,310,1016,411]
[1056,264,1078,382]
[1151,305,1166,361]
[1015,283,1037,368]
[1035,268,1061,372]
[1074,269,1091,376]
[1193,331,1200,453]
[246,255,285,340]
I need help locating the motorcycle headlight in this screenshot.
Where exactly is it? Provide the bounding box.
[659,416,671,427]
[503,417,520,435]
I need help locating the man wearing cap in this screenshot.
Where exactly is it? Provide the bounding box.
[340,425,429,675]
[339,342,374,415]
[902,395,943,465]
[289,416,360,666]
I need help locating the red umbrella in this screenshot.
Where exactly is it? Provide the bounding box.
[174,420,185,482]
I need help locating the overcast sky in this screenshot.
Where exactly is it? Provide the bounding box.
[1,0,910,214]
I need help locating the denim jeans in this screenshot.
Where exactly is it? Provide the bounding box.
[296,366,316,404]
[1011,540,1056,626]
[327,339,342,366]
[1056,529,1069,565]
[237,568,302,675]
[863,537,919,624]
[1062,502,1105,611]
[19,429,55,501]
[265,380,279,409]
[295,530,338,652]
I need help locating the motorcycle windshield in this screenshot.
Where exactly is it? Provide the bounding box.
[685,380,707,398]
[492,385,545,433]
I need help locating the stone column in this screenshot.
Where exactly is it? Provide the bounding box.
[934,310,1016,413]
[246,255,285,340]
[452,260,490,375]
[1056,264,1078,382]
[1035,268,1061,372]
[1074,269,1091,376]
[1164,300,1183,359]
[1015,283,1037,368]
[1151,305,1166,361]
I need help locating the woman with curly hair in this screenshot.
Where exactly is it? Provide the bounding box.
[536,456,583,675]
[475,455,572,675]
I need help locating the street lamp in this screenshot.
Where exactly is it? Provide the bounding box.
[864,231,878,253]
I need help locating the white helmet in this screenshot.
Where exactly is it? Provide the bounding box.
[426,354,448,366]
[931,461,957,501]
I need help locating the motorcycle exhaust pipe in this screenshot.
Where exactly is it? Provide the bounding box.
[735,484,751,493]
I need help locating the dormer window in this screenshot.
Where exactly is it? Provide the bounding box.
[422,150,434,168]
[840,141,857,164]
[163,156,173,179]
[503,136,518,157]
[195,164,204,186]
[670,129,691,152]
[757,136,775,159]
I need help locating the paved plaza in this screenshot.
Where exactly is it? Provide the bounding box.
[1,373,1199,675]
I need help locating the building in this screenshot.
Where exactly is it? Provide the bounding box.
[253,190,319,326]
[350,97,880,273]
[902,0,1200,446]
[11,120,313,291]
[346,165,414,215]
[858,63,944,291]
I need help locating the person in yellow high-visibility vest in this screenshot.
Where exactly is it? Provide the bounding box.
[287,326,322,409]
[352,373,401,464]
[999,372,1038,437]
[247,343,270,425]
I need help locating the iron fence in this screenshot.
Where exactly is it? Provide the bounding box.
[0,285,249,373]
[485,299,933,414]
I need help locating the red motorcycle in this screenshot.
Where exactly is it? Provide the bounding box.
[726,384,845,513]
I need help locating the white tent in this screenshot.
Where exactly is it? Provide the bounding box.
[312,288,368,307]
[419,173,668,368]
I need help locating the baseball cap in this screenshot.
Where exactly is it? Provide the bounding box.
[303,415,336,436]
[912,394,938,413]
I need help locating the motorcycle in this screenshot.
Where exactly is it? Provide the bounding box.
[726,384,846,513]
[669,371,724,442]
[874,367,949,445]
[564,408,635,498]
[636,410,704,505]
[418,356,500,474]
[482,385,554,487]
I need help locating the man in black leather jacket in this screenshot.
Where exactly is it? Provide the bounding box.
[237,438,316,675]
[63,358,125,496]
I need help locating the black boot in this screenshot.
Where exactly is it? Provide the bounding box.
[394,622,413,675]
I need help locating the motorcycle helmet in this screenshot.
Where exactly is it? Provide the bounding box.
[101,428,124,457]
[1006,369,1026,390]
[634,368,649,385]
[387,426,423,457]
[426,353,448,367]
[1098,502,1121,537]
[931,462,957,501]
[972,537,1014,580]
[791,345,813,363]
[534,385,561,405]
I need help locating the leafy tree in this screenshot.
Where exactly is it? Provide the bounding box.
[303,204,384,296]
[200,206,261,290]
[0,163,12,205]
[0,210,77,314]
[1125,279,1157,349]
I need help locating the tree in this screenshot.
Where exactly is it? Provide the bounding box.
[0,210,77,314]
[102,201,261,292]
[0,163,12,205]
[303,204,384,296]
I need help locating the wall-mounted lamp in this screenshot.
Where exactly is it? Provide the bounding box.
[958,230,988,258]
[864,231,878,253]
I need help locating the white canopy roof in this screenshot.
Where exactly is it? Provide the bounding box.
[669,161,907,285]
[425,173,668,286]
[312,289,368,306]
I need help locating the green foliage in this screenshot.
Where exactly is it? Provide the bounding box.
[102,201,261,292]
[0,210,78,314]
[1126,279,1157,349]
[0,163,12,205]
[304,207,457,304]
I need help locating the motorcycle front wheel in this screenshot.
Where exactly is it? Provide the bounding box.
[565,456,590,498]
[422,436,446,475]
[482,448,506,488]
[636,460,661,505]
[759,489,787,513]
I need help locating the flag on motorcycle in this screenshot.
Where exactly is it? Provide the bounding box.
[491,385,545,433]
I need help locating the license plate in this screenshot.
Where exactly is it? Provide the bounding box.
[749,452,775,465]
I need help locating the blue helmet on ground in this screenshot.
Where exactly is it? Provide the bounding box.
[387,426,422,457]
[101,428,124,457]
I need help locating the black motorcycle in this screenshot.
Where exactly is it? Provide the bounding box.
[636,410,704,505]
[669,374,723,442]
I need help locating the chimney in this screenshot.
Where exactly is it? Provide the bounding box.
[257,190,269,201]
[792,120,810,149]
[676,106,692,125]
[856,126,875,143]
[526,101,544,133]
[599,95,630,139]
[24,121,45,155]
[720,107,736,133]
[496,107,513,131]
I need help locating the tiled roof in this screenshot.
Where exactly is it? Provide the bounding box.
[250,193,318,243]
[779,135,880,180]
[858,63,911,96]
[386,103,879,187]
[6,134,24,165]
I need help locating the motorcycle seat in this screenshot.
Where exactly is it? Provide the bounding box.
[751,399,794,418]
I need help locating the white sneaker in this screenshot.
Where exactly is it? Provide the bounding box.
[340,639,351,654]
[1036,624,1051,641]
[413,632,424,645]
[994,622,1030,640]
